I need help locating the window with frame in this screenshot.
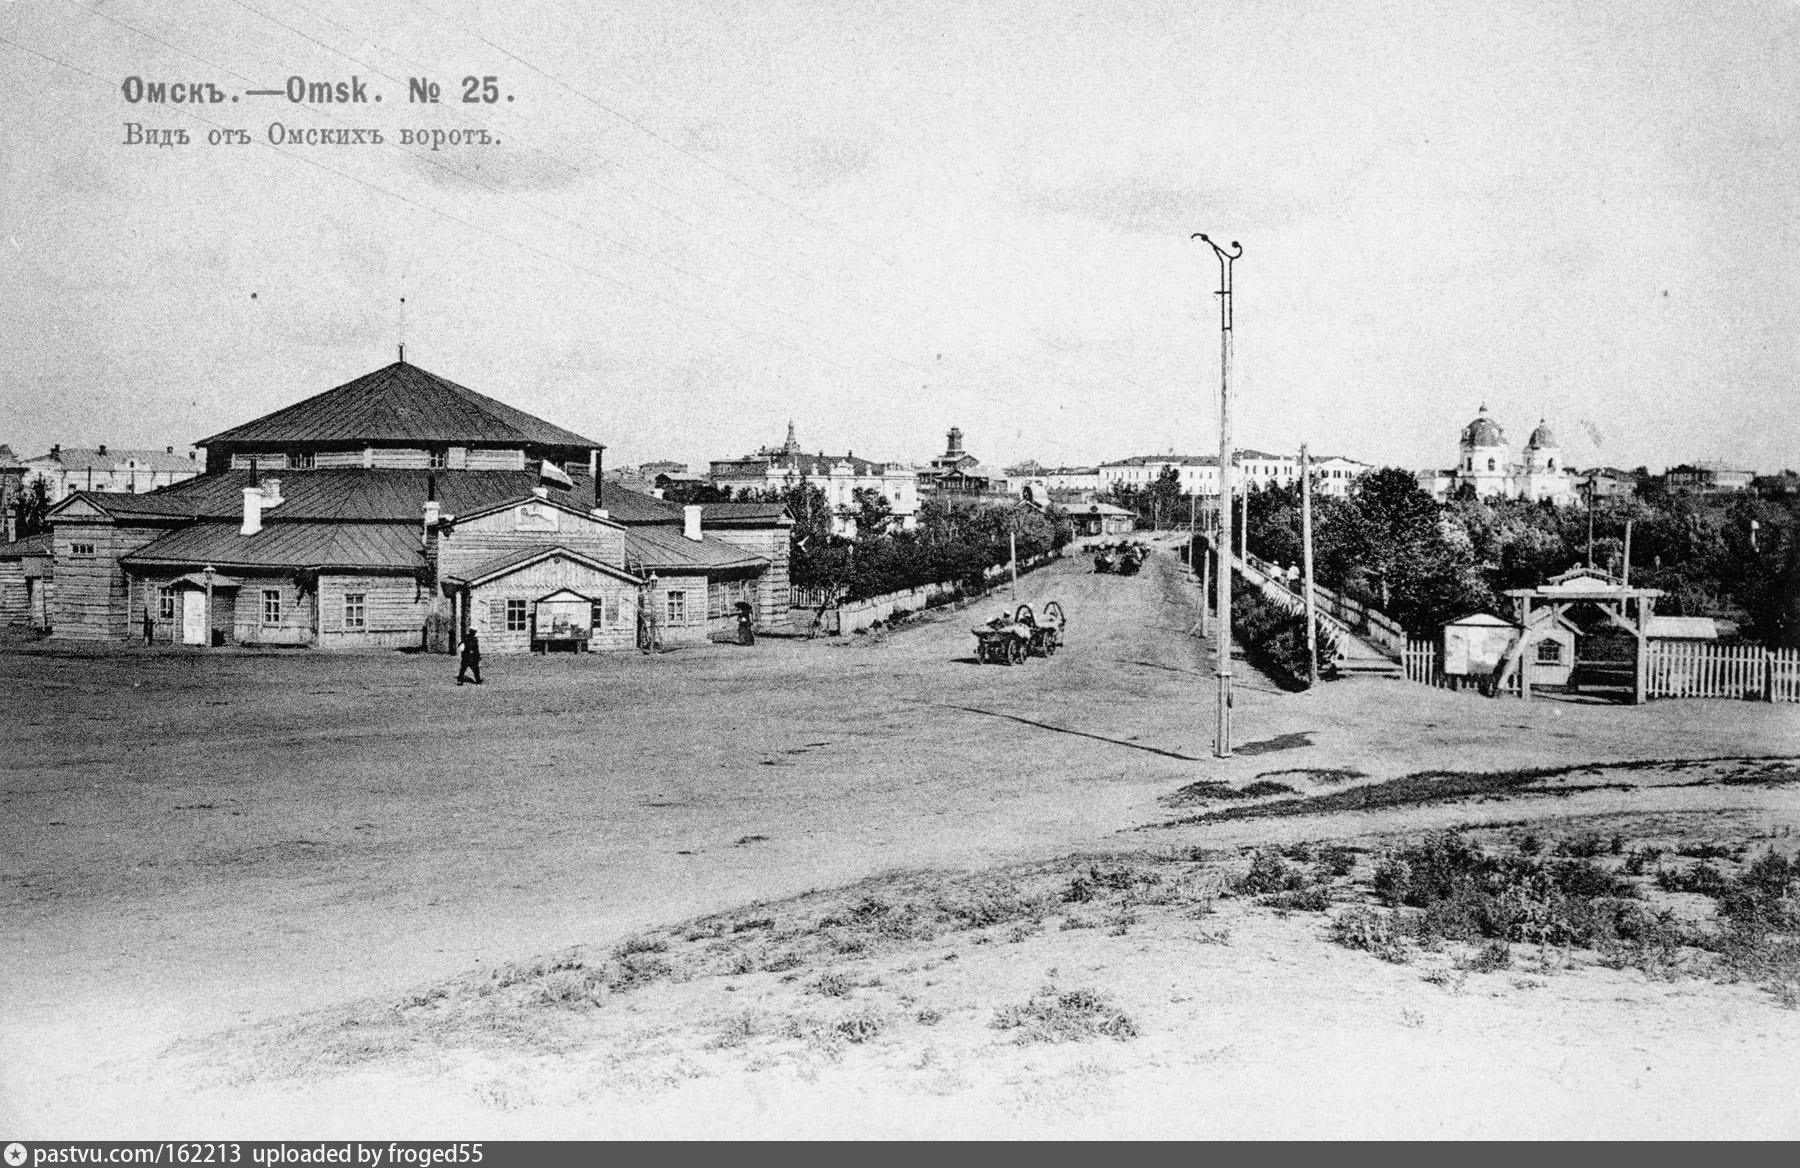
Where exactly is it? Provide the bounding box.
[70,541,96,556]
[343,592,366,630]
[665,590,687,625]
[157,586,176,621]
[288,452,315,470]
[1536,640,1564,665]
[428,448,448,469]
[505,598,528,632]
[261,589,282,626]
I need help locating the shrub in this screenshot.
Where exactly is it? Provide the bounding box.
[1315,845,1359,877]
[1461,940,1512,973]
[1235,850,1317,896]
[991,987,1139,1043]
[1264,885,1332,912]
[1555,832,1607,859]
[1330,906,1398,952]
[833,1008,886,1044]
[1656,862,1730,896]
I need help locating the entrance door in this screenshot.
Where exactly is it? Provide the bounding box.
[181,590,207,644]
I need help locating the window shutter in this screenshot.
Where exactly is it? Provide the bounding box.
[488,598,505,630]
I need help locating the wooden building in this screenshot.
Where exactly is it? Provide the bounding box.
[43,358,774,652]
[0,531,53,631]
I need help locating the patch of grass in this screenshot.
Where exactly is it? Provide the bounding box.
[1062,863,1161,904]
[1554,832,1608,859]
[613,935,669,958]
[810,971,855,997]
[1260,767,1365,785]
[1162,779,1295,807]
[708,1010,763,1049]
[991,987,1139,1044]
[1155,757,1795,827]
[730,917,775,934]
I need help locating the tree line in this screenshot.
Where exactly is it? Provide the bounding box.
[1240,469,1800,647]
[739,478,1074,601]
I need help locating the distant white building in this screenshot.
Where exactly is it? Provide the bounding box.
[23,445,203,501]
[1417,406,1576,504]
[1099,450,1357,497]
[1043,466,1101,492]
[1310,455,1373,498]
[709,422,918,536]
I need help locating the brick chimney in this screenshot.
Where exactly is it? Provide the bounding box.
[684,504,703,541]
[241,487,264,535]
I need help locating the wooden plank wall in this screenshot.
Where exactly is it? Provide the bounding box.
[708,527,788,626]
[467,558,641,654]
[316,573,432,649]
[436,505,627,586]
[50,521,165,640]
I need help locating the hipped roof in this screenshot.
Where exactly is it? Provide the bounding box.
[198,361,601,450]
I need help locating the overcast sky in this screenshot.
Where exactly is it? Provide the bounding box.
[3,0,1797,474]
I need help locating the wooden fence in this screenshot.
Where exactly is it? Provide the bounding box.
[1403,638,1521,695]
[1406,636,1800,702]
[1645,642,1800,702]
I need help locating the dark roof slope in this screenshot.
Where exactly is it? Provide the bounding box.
[698,502,792,527]
[198,361,601,450]
[121,522,425,572]
[0,532,53,558]
[599,482,684,525]
[625,526,768,573]
[66,470,610,524]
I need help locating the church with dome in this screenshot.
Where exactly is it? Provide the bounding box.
[1416,405,1577,504]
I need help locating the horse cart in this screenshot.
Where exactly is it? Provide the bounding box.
[972,601,1067,664]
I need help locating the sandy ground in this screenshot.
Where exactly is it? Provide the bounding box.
[2,541,1796,1136]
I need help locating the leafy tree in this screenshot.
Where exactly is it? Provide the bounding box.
[850,486,896,539]
[12,477,50,539]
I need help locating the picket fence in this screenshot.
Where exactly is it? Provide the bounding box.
[1645,642,1800,702]
[1403,638,1520,695]
[1405,637,1800,703]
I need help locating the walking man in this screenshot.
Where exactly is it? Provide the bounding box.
[457,624,483,685]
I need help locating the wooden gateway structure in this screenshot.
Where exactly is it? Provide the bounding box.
[1497,567,1665,704]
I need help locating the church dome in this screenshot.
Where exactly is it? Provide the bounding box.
[1460,405,1505,448]
[1526,419,1557,449]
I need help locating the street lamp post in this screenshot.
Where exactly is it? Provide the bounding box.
[1195,232,1241,759]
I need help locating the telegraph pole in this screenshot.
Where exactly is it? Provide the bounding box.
[1300,444,1319,686]
[1196,233,1241,759]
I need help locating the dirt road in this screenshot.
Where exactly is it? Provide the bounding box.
[2,542,1795,1132]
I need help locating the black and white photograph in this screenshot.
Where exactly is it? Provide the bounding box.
[2,0,1798,1141]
